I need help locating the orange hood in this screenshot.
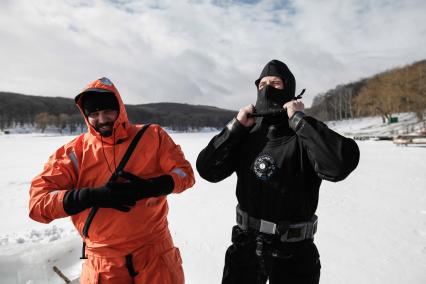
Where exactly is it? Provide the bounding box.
[75,77,130,144]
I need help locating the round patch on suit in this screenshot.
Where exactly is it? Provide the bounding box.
[253,154,277,181]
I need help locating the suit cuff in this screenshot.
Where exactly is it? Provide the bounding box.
[63,188,90,215]
[289,112,306,131]
[150,175,174,195]
[226,117,250,136]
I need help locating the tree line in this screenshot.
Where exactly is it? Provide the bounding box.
[306,59,426,122]
[0,93,235,132]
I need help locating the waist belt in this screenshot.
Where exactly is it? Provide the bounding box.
[236,205,318,243]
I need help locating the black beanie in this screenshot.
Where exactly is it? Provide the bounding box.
[255,59,296,98]
[80,90,119,116]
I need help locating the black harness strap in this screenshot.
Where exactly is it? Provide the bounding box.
[80,124,151,260]
[112,124,152,181]
[79,241,87,260]
[125,254,139,277]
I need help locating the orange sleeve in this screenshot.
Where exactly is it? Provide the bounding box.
[156,126,195,193]
[29,140,80,223]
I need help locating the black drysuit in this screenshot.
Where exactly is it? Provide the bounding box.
[196,114,360,283]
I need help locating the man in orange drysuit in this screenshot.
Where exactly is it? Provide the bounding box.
[29,77,195,283]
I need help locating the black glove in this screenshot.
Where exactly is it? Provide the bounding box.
[111,171,174,200]
[63,183,137,215]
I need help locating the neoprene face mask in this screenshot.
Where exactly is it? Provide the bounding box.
[255,85,293,114]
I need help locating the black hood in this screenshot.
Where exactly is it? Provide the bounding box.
[255,59,296,99]
[79,90,119,116]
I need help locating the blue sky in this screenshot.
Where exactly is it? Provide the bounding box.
[0,0,425,109]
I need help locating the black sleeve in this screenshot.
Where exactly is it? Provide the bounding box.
[196,118,249,183]
[289,112,360,182]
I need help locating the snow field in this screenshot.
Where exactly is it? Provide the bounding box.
[0,125,425,283]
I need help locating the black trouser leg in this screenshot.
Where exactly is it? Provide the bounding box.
[222,226,321,284]
[222,226,267,284]
[269,241,321,284]
[222,243,267,284]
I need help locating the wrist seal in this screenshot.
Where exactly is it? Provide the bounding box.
[289,111,305,131]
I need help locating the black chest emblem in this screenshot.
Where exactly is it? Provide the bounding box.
[253,154,277,181]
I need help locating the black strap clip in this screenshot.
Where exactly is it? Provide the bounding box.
[79,242,88,259]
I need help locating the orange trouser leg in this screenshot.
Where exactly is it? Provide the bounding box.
[80,235,184,284]
[133,246,184,284]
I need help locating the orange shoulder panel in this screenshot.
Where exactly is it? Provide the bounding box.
[29,134,83,223]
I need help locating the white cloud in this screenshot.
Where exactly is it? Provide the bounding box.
[0,0,425,110]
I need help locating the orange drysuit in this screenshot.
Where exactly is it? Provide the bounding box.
[29,77,195,283]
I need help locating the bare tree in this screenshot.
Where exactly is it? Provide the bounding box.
[58,113,70,134]
[34,113,50,133]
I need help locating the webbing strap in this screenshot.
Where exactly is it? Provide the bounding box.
[80,241,87,259]
[82,207,99,238]
[125,254,139,277]
[236,204,318,242]
[112,124,152,181]
[81,124,151,258]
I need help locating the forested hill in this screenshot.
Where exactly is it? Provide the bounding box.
[2,59,425,132]
[127,103,235,130]
[0,92,235,131]
[306,59,426,122]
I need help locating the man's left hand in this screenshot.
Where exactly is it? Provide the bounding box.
[283,100,304,118]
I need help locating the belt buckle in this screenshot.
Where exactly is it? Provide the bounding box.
[259,219,277,234]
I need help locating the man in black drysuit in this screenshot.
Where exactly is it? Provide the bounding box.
[196,59,360,283]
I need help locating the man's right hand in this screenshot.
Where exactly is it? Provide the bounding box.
[236,104,255,127]
[63,183,136,215]
[83,184,137,211]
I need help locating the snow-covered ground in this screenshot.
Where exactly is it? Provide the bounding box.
[0,117,425,283]
[327,112,426,137]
